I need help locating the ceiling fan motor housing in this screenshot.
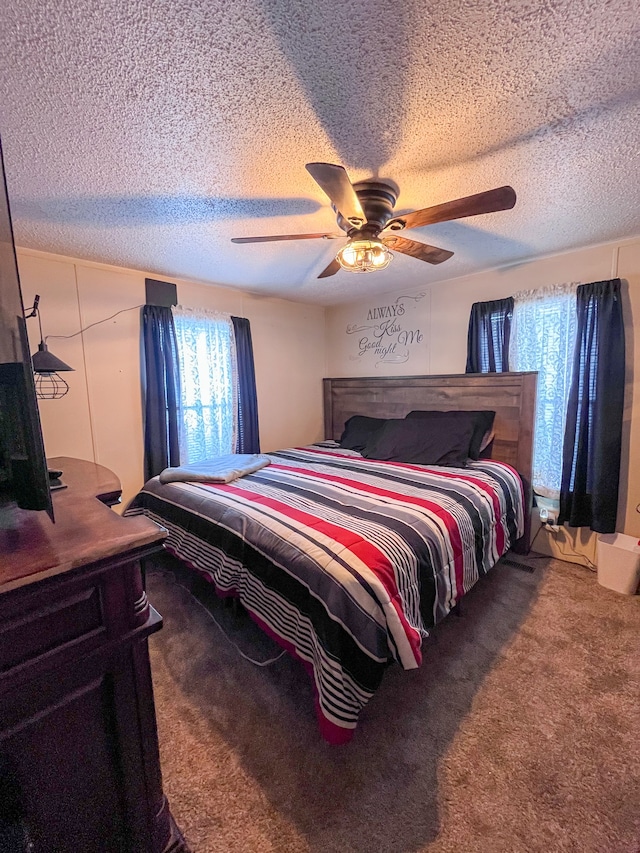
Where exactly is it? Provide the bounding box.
[335,180,399,235]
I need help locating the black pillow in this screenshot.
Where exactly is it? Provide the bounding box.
[340,415,392,452]
[361,417,474,467]
[405,410,495,460]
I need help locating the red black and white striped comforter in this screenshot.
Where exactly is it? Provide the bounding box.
[128,444,524,742]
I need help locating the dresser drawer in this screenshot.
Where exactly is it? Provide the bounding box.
[0,582,105,677]
[0,547,159,687]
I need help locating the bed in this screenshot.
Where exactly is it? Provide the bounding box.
[129,372,536,742]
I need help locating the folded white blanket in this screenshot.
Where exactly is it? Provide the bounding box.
[158,454,270,485]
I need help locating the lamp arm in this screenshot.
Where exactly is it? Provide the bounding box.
[24,294,40,319]
[23,294,46,345]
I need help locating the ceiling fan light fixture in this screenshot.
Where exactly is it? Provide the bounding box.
[336,237,392,273]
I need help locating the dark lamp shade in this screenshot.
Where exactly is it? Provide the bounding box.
[31,341,74,374]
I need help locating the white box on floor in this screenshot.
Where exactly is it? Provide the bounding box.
[597,533,640,594]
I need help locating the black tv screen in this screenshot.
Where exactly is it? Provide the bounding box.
[0,136,53,518]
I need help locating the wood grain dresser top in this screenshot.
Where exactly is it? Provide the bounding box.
[0,457,165,593]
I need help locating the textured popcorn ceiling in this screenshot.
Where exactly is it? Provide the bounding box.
[0,0,639,305]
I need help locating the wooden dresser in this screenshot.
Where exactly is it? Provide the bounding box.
[0,457,188,853]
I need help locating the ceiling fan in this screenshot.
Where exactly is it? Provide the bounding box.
[231,163,516,278]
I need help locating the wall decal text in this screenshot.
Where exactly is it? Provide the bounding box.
[346,293,426,368]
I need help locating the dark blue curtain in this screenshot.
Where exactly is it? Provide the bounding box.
[142,305,181,480]
[558,279,625,533]
[465,297,514,373]
[231,316,260,453]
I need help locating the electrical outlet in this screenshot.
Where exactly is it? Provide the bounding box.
[539,506,558,525]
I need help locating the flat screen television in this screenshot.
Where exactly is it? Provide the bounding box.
[0,136,53,519]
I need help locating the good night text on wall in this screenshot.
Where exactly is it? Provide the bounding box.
[345,293,426,368]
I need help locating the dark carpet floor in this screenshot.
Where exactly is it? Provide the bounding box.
[147,555,640,853]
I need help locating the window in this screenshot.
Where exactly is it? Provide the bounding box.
[509,284,577,499]
[172,307,238,464]
[465,279,624,530]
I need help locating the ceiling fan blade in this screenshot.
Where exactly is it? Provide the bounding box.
[231,233,341,244]
[382,234,453,264]
[387,186,516,231]
[305,163,367,226]
[317,257,341,278]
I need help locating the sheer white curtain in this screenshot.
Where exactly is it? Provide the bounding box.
[510,284,577,499]
[172,306,238,464]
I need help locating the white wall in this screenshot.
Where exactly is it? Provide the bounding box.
[18,249,326,507]
[326,235,640,560]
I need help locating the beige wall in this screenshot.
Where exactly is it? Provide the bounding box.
[326,235,640,558]
[19,235,640,562]
[18,249,326,507]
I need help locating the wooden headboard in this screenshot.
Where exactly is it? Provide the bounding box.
[323,372,537,551]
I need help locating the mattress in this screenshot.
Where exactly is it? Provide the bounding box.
[128,443,524,742]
